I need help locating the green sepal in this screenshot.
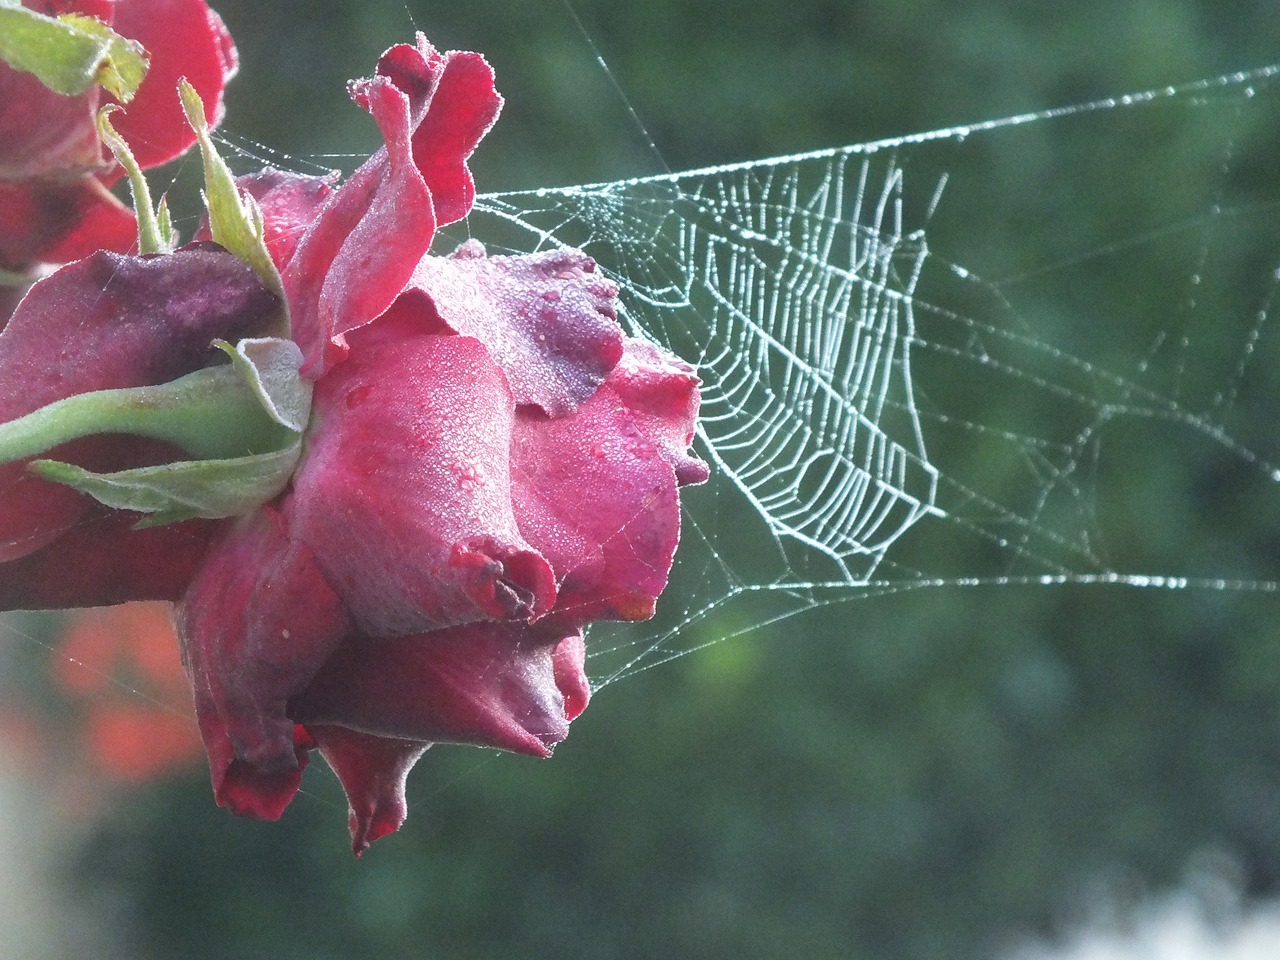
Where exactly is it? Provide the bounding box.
[216,338,312,432]
[30,441,303,526]
[0,2,148,101]
[0,336,313,526]
[97,105,174,254]
[179,79,288,327]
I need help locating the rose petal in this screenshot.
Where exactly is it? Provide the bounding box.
[377,37,501,226]
[511,338,707,624]
[552,632,591,722]
[176,509,351,818]
[407,242,624,416]
[291,331,556,635]
[294,621,578,758]
[0,54,103,180]
[0,179,136,273]
[209,724,314,822]
[0,246,279,561]
[286,72,434,376]
[195,170,339,273]
[0,506,218,609]
[107,0,239,171]
[309,726,429,855]
[287,38,500,377]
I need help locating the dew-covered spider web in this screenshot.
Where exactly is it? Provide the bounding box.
[4,59,1280,710]
[425,63,1280,691]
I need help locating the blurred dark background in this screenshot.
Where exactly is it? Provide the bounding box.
[7,1,1280,957]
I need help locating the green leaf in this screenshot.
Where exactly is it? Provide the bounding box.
[0,3,148,101]
[30,442,304,526]
[180,79,288,325]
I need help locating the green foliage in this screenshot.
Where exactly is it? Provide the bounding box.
[51,0,1280,957]
[0,1,147,100]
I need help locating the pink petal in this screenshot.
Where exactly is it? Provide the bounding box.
[0,246,279,562]
[291,330,556,635]
[287,72,434,376]
[176,509,351,819]
[0,55,103,181]
[376,37,501,226]
[309,726,429,855]
[287,37,501,377]
[511,338,707,624]
[294,621,579,758]
[552,632,591,722]
[407,242,624,416]
[107,0,239,171]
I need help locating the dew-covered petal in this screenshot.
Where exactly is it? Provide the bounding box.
[0,55,103,181]
[376,36,501,226]
[291,331,556,635]
[287,37,500,377]
[511,338,707,624]
[0,246,279,560]
[309,726,429,855]
[407,242,624,417]
[293,621,580,758]
[175,508,351,820]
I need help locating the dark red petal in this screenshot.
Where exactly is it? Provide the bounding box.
[0,179,136,273]
[286,73,435,376]
[176,509,352,820]
[0,283,24,334]
[195,170,339,273]
[291,332,556,635]
[309,726,429,855]
[408,242,624,416]
[294,621,578,758]
[511,339,707,624]
[107,0,239,171]
[210,724,313,821]
[0,246,279,561]
[0,507,219,610]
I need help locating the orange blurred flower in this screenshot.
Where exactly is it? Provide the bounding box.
[51,601,203,784]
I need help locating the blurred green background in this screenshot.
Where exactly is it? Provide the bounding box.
[7,0,1280,957]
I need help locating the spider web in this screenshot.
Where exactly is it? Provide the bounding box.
[428,63,1280,689]
[3,62,1279,705]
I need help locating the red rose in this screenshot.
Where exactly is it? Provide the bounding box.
[0,35,706,853]
[0,0,237,279]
